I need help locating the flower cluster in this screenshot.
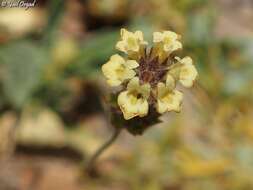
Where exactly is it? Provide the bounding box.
[102,29,198,120]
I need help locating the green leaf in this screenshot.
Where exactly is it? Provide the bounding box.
[42,0,66,45]
[0,41,48,108]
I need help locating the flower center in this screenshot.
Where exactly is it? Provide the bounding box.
[138,48,168,87]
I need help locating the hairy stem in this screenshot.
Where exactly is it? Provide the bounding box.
[86,128,121,175]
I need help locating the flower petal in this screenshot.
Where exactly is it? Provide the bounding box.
[116,41,127,53]
[154,31,182,53]
[101,60,120,80]
[120,28,131,40]
[118,91,136,120]
[171,41,183,51]
[122,69,136,80]
[137,98,149,117]
[140,83,151,99]
[166,74,176,90]
[116,28,147,53]
[101,54,137,86]
[157,82,168,98]
[118,91,149,120]
[177,57,198,88]
[127,77,139,90]
[164,31,178,40]
[107,79,122,86]
[125,60,139,69]
[153,32,163,43]
[157,87,183,114]
[180,64,198,87]
[110,54,125,64]
[127,77,150,99]
[134,30,144,41]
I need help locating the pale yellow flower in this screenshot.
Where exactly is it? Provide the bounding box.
[102,29,198,121]
[102,54,139,86]
[118,77,150,120]
[175,56,198,88]
[156,75,183,113]
[116,28,147,53]
[153,31,182,53]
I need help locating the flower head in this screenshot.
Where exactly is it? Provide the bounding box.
[102,29,198,120]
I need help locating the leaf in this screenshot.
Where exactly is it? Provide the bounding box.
[42,0,66,45]
[0,41,48,108]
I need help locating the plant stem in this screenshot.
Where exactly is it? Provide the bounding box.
[86,128,121,175]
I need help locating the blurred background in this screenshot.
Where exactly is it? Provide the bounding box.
[0,0,253,189]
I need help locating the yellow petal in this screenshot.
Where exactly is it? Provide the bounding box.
[167,40,182,52]
[154,31,182,53]
[118,77,150,120]
[134,30,144,41]
[157,99,168,114]
[125,60,139,69]
[120,28,126,36]
[136,98,149,117]
[116,28,147,53]
[177,57,198,88]
[157,87,183,114]
[168,64,181,80]
[116,41,127,53]
[101,60,120,80]
[179,56,192,65]
[122,69,136,80]
[163,31,178,40]
[166,74,176,90]
[139,83,151,99]
[135,30,148,45]
[126,36,139,52]
[101,54,136,86]
[153,32,163,43]
[127,77,150,99]
[117,91,128,106]
[157,82,169,98]
[127,77,140,91]
[120,28,131,40]
[118,91,149,120]
[180,63,198,87]
[164,41,182,52]
[110,54,125,64]
[118,91,136,120]
[107,79,122,86]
